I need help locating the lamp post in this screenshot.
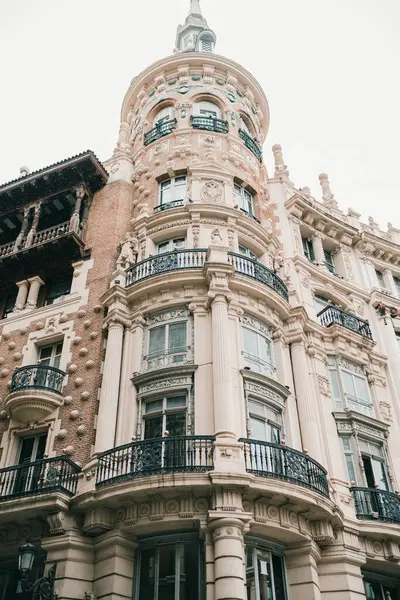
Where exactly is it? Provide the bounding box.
[17,542,56,600]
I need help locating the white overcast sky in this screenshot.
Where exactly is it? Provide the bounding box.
[1,0,399,227]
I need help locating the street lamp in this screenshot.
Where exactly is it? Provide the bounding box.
[17,542,56,600]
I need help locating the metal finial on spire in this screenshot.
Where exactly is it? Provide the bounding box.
[175,0,216,53]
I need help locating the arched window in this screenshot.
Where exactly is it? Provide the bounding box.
[154,105,175,126]
[197,32,215,53]
[191,100,228,133]
[240,114,255,136]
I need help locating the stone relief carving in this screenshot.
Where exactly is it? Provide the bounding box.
[211,228,223,245]
[147,308,188,326]
[139,377,192,395]
[379,401,393,423]
[318,375,331,397]
[117,232,138,269]
[201,180,224,204]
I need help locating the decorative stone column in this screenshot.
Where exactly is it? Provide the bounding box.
[25,276,44,310]
[290,339,324,463]
[14,207,31,251]
[210,519,246,600]
[311,233,325,266]
[115,316,145,445]
[69,185,86,233]
[25,202,41,247]
[13,280,29,312]
[211,294,236,438]
[95,319,125,453]
[272,144,290,180]
[93,531,137,600]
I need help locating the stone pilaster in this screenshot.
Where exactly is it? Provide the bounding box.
[318,538,365,600]
[115,316,145,445]
[285,542,321,600]
[311,233,325,266]
[93,530,137,600]
[210,518,246,600]
[13,280,29,312]
[95,319,125,453]
[290,340,324,463]
[25,276,44,310]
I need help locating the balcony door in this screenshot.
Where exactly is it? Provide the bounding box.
[13,433,47,495]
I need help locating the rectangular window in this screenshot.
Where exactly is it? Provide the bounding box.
[364,580,398,600]
[43,272,72,306]
[246,546,288,600]
[136,538,200,600]
[143,395,187,440]
[341,437,357,484]
[248,400,281,443]
[243,326,274,377]
[157,238,186,254]
[375,270,385,287]
[302,237,315,262]
[159,176,186,208]
[238,245,257,261]
[38,342,63,369]
[359,439,389,490]
[234,184,254,216]
[328,359,373,417]
[315,295,330,315]
[393,276,400,298]
[324,249,336,273]
[148,322,187,359]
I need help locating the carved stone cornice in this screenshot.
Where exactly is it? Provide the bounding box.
[357,231,400,267]
[333,410,389,441]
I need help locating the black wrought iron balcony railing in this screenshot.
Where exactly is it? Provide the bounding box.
[10,365,65,395]
[126,249,207,287]
[190,116,229,134]
[240,439,329,497]
[238,129,263,162]
[351,487,400,523]
[228,253,289,302]
[144,119,178,146]
[96,436,215,487]
[154,199,185,212]
[0,456,80,501]
[317,305,373,340]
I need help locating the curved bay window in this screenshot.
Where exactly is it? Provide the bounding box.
[246,540,288,600]
[328,357,373,417]
[158,176,187,211]
[242,316,275,379]
[135,534,202,600]
[143,396,187,440]
[248,399,281,444]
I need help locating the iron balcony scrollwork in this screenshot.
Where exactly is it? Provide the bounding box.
[351,487,400,523]
[10,365,65,395]
[17,563,56,600]
[228,252,289,302]
[238,129,263,162]
[154,199,184,212]
[96,436,216,487]
[240,438,329,497]
[0,456,81,501]
[190,116,229,134]
[126,248,207,287]
[317,305,373,340]
[144,118,178,146]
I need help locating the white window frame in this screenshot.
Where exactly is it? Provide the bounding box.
[323,248,336,273]
[238,245,257,261]
[194,100,221,119]
[328,357,374,417]
[245,545,288,600]
[38,342,63,369]
[142,395,187,440]
[157,238,186,254]
[248,399,282,444]
[159,176,187,208]
[375,269,385,287]
[234,183,254,216]
[241,315,275,379]
[154,105,175,126]
[340,435,390,490]
[143,308,192,371]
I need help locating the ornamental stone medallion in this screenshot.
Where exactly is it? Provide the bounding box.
[201,180,224,204]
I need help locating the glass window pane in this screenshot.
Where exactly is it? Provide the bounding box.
[272,554,287,600]
[342,437,351,451]
[257,557,272,600]
[342,371,356,397]
[168,322,186,351]
[160,180,172,205]
[166,412,186,436]
[243,328,258,357]
[39,346,52,360]
[158,241,170,254]
[248,400,264,416]
[250,417,267,442]
[259,336,272,364]
[181,543,199,600]
[345,455,357,484]
[354,375,370,403]
[167,396,186,408]
[149,326,166,356]
[145,399,163,413]
[139,549,156,600]
[329,369,342,406]
[144,416,163,439]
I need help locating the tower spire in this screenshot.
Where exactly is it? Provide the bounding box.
[175,0,216,54]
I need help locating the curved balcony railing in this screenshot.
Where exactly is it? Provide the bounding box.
[228,253,289,302]
[154,199,184,213]
[351,487,400,523]
[0,456,80,501]
[317,305,373,340]
[126,249,207,287]
[10,365,65,395]
[190,116,229,134]
[240,438,329,497]
[144,119,177,146]
[238,129,263,162]
[96,436,215,487]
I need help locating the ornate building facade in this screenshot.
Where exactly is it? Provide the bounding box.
[0,2,400,599]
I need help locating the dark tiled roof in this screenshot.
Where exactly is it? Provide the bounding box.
[0,150,109,213]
